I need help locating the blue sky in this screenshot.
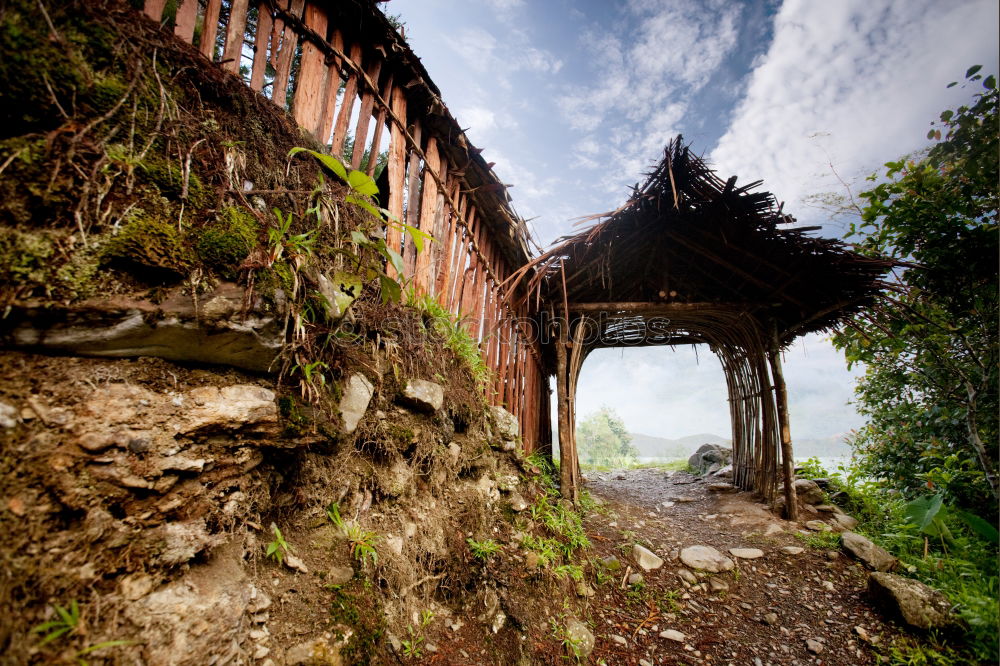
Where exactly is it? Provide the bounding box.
[392,0,999,443]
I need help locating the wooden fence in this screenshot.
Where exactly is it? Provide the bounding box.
[138,0,547,451]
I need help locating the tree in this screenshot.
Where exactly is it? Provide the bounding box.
[832,66,998,519]
[576,407,640,468]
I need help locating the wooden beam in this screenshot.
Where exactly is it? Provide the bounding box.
[555,326,574,500]
[567,301,758,313]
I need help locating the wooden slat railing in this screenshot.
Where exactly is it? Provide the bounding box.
[140,0,547,452]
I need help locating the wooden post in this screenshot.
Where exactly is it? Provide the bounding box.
[317,31,346,147]
[414,135,440,291]
[555,323,577,502]
[365,72,393,177]
[270,0,305,107]
[385,85,407,276]
[143,0,168,23]
[174,0,199,42]
[199,0,223,59]
[221,0,250,75]
[291,4,328,134]
[248,2,272,90]
[351,61,383,169]
[330,42,364,155]
[769,325,799,521]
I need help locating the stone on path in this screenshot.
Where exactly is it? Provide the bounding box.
[660,629,686,642]
[763,523,784,537]
[762,612,779,625]
[793,479,825,504]
[628,573,644,586]
[806,638,824,654]
[841,532,898,572]
[677,568,698,585]
[780,546,804,555]
[563,617,595,659]
[805,520,831,532]
[831,512,859,531]
[632,544,664,571]
[709,577,729,592]
[868,572,958,630]
[729,547,764,559]
[680,545,734,573]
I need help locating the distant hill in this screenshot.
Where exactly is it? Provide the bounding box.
[628,432,853,460]
[629,432,730,459]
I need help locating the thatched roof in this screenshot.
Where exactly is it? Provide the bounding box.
[504,137,892,347]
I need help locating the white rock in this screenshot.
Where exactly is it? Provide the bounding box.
[564,618,595,659]
[632,544,664,571]
[680,545,734,573]
[283,553,309,574]
[0,402,18,428]
[400,379,444,412]
[338,373,374,433]
[729,547,764,559]
[490,405,519,440]
[780,546,805,555]
[660,629,686,642]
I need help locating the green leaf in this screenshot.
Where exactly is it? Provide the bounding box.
[957,510,999,545]
[984,74,996,90]
[399,223,435,253]
[77,640,134,656]
[346,194,384,220]
[904,494,943,533]
[288,147,348,182]
[965,64,982,79]
[378,274,402,303]
[38,626,72,646]
[385,246,404,276]
[347,169,380,196]
[350,230,369,246]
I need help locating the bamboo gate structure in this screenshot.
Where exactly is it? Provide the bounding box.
[502,141,892,513]
[139,2,890,511]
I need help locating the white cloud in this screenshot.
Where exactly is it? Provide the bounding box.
[557,1,742,191]
[711,0,1000,229]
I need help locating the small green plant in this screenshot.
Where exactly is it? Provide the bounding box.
[31,601,131,663]
[466,537,501,561]
[31,600,80,646]
[266,523,293,564]
[549,617,585,661]
[795,530,841,550]
[553,564,584,581]
[326,502,378,565]
[657,588,682,614]
[401,609,434,659]
[288,148,433,304]
[345,523,379,565]
[326,501,345,529]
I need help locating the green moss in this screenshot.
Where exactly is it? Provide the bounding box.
[328,582,386,664]
[142,158,208,208]
[278,395,312,437]
[103,215,194,281]
[0,228,56,289]
[196,207,259,278]
[84,73,128,115]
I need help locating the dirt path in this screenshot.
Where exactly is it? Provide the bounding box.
[574,468,903,665]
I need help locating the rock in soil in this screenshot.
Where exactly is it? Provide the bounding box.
[632,544,665,571]
[868,571,959,630]
[680,545,734,572]
[842,531,898,572]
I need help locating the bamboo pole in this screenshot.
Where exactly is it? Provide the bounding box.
[769,325,799,520]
